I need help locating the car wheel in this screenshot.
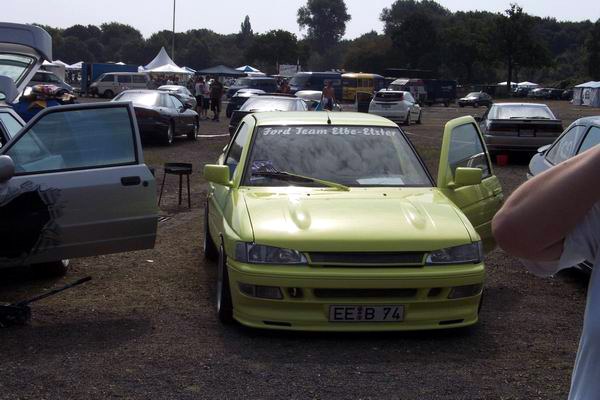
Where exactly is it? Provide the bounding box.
[163,122,174,146]
[188,119,199,140]
[416,111,422,124]
[474,102,480,108]
[32,259,69,278]
[204,203,218,261]
[404,112,411,126]
[103,89,114,99]
[216,244,234,324]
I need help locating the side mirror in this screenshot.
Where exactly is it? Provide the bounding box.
[537,144,551,154]
[451,167,482,188]
[0,155,15,183]
[204,164,232,186]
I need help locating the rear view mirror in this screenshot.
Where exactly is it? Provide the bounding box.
[452,167,482,188]
[0,155,15,183]
[204,164,231,186]
[0,76,18,104]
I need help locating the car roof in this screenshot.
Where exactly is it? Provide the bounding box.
[376,89,408,94]
[118,89,161,95]
[572,116,600,126]
[104,72,146,75]
[492,102,549,107]
[342,73,384,79]
[252,111,398,128]
[158,85,186,90]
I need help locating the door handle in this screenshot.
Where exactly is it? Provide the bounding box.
[121,176,141,186]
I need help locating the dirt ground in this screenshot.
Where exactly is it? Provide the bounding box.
[1,100,598,399]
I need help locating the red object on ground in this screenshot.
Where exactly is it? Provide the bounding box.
[496,154,509,166]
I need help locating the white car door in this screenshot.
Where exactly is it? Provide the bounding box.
[0,102,157,268]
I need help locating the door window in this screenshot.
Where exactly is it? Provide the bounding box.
[225,122,251,176]
[448,123,491,178]
[118,75,132,84]
[170,96,184,110]
[0,112,24,139]
[132,75,147,84]
[546,125,586,165]
[578,126,600,154]
[101,75,114,82]
[5,106,136,174]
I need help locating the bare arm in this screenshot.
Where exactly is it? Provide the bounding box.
[492,145,600,261]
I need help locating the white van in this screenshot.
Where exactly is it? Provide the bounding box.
[89,72,150,98]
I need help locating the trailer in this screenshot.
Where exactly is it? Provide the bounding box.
[80,63,138,95]
[422,79,457,107]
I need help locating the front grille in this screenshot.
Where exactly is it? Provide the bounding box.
[313,288,418,299]
[308,252,425,266]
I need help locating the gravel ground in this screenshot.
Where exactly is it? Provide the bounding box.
[0,100,598,399]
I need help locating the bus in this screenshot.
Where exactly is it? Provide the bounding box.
[341,73,386,102]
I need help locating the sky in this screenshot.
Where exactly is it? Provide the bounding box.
[6,0,600,39]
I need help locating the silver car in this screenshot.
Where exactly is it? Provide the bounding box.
[0,22,157,277]
[158,85,196,109]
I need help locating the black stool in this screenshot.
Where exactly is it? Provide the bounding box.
[158,163,193,208]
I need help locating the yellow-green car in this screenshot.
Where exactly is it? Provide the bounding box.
[203,112,503,331]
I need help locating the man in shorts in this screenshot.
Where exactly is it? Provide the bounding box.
[322,80,336,111]
[210,77,223,122]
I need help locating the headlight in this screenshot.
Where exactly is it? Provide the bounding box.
[235,242,307,265]
[425,242,483,265]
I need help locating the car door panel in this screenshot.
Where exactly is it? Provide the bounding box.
[0,103,157,268]
[437,116,503,253]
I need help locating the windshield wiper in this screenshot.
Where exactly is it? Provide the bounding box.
[252,170,350,191]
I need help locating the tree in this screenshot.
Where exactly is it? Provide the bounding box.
[585,19,600,80]
[297,0,351,52]
[343,32,392,73]
[246,30,298,73]
[238,15,253,47]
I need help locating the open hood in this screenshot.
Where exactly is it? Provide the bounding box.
[0,23,52,103]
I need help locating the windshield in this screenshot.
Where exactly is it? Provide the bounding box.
[114,92,159,106]
[241,98,301,112]
[466,92,480,97]
[489,105,555,120]
[375,92,404,101]
[234,78,251,86]
[244,125,431,187]
[289,75,309,86]
[0,53,35,84]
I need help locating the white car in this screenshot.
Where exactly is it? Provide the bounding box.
[368,90,422,125]
[0,23,157,277]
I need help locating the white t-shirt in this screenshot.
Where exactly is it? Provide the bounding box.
[523,203,600,400]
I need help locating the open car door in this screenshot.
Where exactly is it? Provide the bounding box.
[437,116,503,253]
[0,102,157,268]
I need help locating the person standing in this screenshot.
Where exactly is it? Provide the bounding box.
[322,80,336,111]
[492,145,600,400]
[194,77,205,116]
[210,77,223,122]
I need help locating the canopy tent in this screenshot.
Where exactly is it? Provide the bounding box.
[183,66,196,74]
[144,47,178,70]
[41,60,66,80]
[246,71,266,77]
[517,81,539,88]
[573,81,600,107]
[497,81,518,87]
[236,65,260,73]
[52,59,69,67]
[116,61,125,65]
[196,65,245,77]
[66,61,83,70]
[145,64,193,75]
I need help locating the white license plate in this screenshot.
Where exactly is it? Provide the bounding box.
[519,129,535,137]
[328,305,404,322]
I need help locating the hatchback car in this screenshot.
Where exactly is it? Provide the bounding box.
[458,92,492,108]
[368,90,422,125]
[28,70,73,95]
[204,112,503,331]
[228,95,307,136]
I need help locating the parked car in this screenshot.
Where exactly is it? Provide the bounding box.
[228,95,307,136]
[288,72,343,100]
[225,88,265,118]
[113,90,199,145]
[527,88,562,100]
[89,72,150,98]
[458,92,492,108]
[0,23,157,277]
[158,85,196,109]
[527,88,548,99]
[561,89,574,101]
[513,87,533,98]
[368,89,422,125]
[295,90,342,111]
[528,116,600,273]
[226,77,278,98]
[477,103,563,152]
[28,70,73,95]
[204,111,503,330]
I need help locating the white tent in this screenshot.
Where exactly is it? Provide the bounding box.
[144,47,178,70]
[116,61,126,65]
[497,81,517,87]
[518,81,539,88]
[53,59,70,67]
[41,60,66,80]
[67,61,83,70]
[183,66,196,74]
[145,64,193,75]
[573,81,600,107]
[236,65,260,73]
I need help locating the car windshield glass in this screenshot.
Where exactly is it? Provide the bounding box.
[234,78,251,86]
[244,125,431,187]
[241,98,297,112]
[115,92,159,106]
[289,75,309,86]
[466,92,480,97]
[375,92,403,101]
[490,105,554,120]
[0,53,35,84]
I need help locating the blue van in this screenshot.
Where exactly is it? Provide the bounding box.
[289,72,342,100]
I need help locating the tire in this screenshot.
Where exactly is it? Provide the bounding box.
[474,102,480,108]
[216,244,234,324]
[204,203,218,261]
[103,89,114,99]
[404,112,411,126]
[416,110,422,124]
[187,120,199,140]
[32,260,69,278]
[162,122,174,146]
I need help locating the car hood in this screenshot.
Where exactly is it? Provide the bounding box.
[241,187,474,252]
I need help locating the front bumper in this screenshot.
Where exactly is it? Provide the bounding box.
[227,259,485,331]
[484,134,556,151]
